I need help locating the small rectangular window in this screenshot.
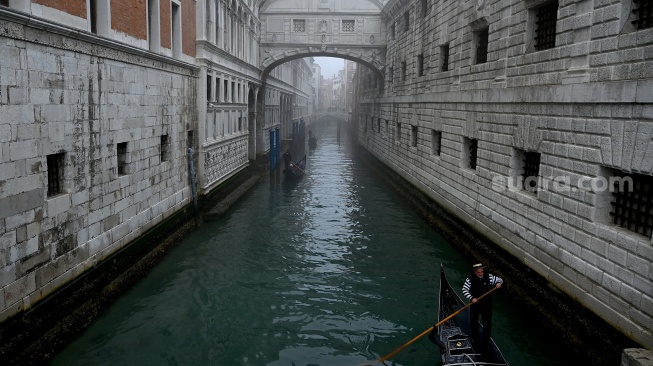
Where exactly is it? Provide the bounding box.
[521,151,541,193]
[463,138,478,170]
[342,20,355,33]
[47,153,65,197]
[411,125,418,147]
[432,130,441,156]
[441,44,450,71]
[293,19,306,32]
[187,130,194,149]
[390,23,396,39]
[377,118,381,133]
[389,66,394,82]
[534,1,558,51]
[224,79,228,101]
[422,0,428,18]
[475,27,489,64]
[633,0,653,29]
[417,54,424,76]
[160,135,169,162]
[401,61,407,81]
[404,11,410,32]
[117,142,128,175]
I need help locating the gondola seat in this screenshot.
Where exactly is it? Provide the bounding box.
[447,334,474,356]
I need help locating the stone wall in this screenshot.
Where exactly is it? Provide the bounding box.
[0,11,198,322]
[357,0,653,349]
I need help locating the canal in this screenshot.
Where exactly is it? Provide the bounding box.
[51,124,568,366]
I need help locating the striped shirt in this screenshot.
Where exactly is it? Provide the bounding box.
[462,273,503,300]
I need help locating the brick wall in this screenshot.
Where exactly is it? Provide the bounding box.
[112,0,147,40]
[33,0,86,18]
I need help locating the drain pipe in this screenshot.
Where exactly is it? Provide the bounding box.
[188,147,197,209]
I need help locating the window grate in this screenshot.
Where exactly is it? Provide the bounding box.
[422,0,428,18]
[522,152,541,193]
[441,44,450,71]
[47,153,65,197]
[633,0,653,29]
[534,1,558,51]
[476,28,489,64]
[469,139,478,169]
[293,19,306,32]
[610,173,653,238]
[417,54,424,76]
[402,61,407,81]
[342,20,355,32]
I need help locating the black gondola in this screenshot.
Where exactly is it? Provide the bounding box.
[438,265,509,366]
[308,135,317,150]
[283,154,306,180]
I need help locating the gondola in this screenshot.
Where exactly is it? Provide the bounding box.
[308,135,318,150]
[437,265,509,366]
[283,154,306,180]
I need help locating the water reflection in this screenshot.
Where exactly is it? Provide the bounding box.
[51,127,566,366]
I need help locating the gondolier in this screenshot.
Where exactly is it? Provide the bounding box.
[462,263,503,349]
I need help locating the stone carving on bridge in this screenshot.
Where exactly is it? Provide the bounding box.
[370,35,375,44]
[319,19,328,33]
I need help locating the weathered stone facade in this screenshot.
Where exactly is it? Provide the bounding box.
[0,8,198,322]
[356,0,653,349]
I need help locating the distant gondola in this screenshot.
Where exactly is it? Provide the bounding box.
[308,131,318,150]
[283,154,306,180]
[437,265,509,366]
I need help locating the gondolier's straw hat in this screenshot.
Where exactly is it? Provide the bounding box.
[472,263,486,270]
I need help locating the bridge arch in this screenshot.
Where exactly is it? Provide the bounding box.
[258,0,387,82]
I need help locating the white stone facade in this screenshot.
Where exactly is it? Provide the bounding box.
[0,9,198,321]
[356,0,653,349]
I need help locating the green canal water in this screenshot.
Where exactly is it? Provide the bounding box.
[51,128,567,366]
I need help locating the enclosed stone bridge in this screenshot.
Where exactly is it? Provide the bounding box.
[258,0,388,80]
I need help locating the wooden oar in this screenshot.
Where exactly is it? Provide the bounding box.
[371,286,500,364]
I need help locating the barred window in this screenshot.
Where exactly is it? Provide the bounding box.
[389,66,394,82]
[293,19,306,32]
[342,20,355,32]
[401,61,407,81]
[390,23,396,39]
[521,151,541,193]
[47,153,65,197]
[161,135,169,162]
[117,142,128,175]
[610,172,653,238]
[475,27,489,64]
[377,118,381,133]
[463,138,478,170]
[534,1,558,51]
[633,0,653,29]
[441,44,450,71]
[1,0,8,6]
[432,130,441,156]
[422,0,428,18]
